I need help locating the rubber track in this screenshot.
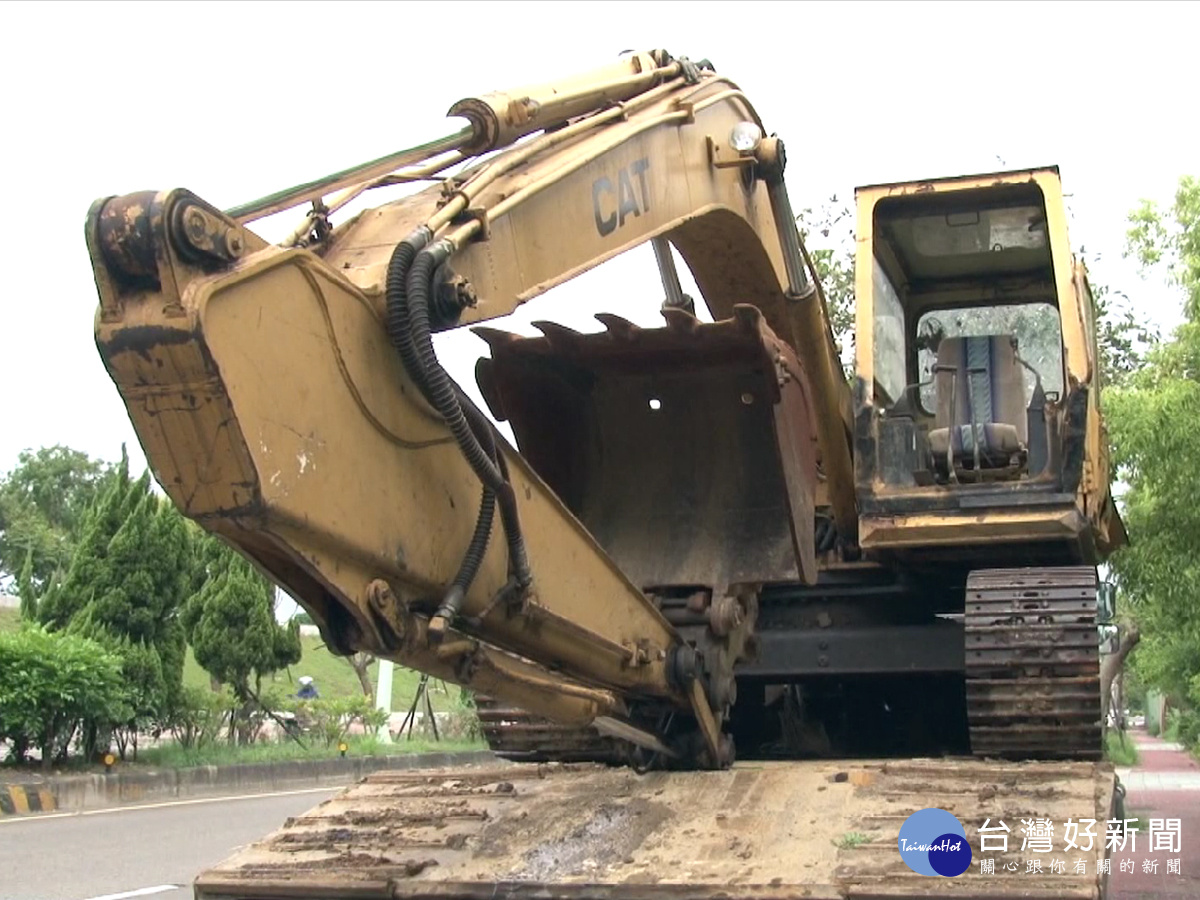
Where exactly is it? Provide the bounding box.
[473,696,628,764]
[965,566,1103,760]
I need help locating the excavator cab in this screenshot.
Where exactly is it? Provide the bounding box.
[851,168,1126,565]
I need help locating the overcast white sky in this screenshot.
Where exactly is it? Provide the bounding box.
[0,0,1195,477]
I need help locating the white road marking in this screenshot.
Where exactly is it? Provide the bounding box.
[83,886,179,900]
[0,785,335,825]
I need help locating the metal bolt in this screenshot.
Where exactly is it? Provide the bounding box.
[817,655,829,668]
[186,208,207,239]
[456,281,478,308]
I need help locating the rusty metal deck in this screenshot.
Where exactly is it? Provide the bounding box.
[195,758,1117,900]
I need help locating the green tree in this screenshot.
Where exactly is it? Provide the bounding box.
[36,449,145,629]
[0,626,125,768]
[797,198,855,374]
[1107,175,1200,746]
[16,549,36,620]
[1092,278,1161,387]
[0,446,110,590]
[181,540,301,743]
[33,451,192,753]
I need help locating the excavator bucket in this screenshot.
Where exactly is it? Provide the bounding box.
[474,304,820,592]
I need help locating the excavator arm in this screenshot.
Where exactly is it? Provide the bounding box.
[85,50,853,768]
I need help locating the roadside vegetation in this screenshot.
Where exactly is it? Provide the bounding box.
[138,734,484,769]
[1106,177,1200,759]
[1162,708,1200,749]
[0,448,481,772]
[180,637,459,711]
[1104,731,1140,767]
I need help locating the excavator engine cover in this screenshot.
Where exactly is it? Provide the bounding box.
[475,304,819,591]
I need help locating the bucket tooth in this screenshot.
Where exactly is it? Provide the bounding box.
[661,306,700,334]
[732,302,764,331]
[594,313,641,342]
[530,320,584,351]
[471,326,523,353]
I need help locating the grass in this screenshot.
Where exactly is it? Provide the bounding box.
[2,734,486,777]
[136,735,484,769]
[835,832,872,850]
[182,634,460,713]
[3,609,484,774]
[3,610,459,712]
[1105,731,1141,766]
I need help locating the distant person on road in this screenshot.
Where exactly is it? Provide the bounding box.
[296,675,319,700]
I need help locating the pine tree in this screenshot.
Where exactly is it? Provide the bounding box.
[182,542,301,742]
[16,550,37,620]
[34,450,192,739]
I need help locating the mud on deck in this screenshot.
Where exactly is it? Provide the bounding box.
[195,759,1117,900]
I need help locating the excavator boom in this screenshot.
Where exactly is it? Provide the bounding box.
[86,50,850,767]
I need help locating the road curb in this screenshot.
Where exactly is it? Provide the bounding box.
[0,749,496,817]
[0,783,58,815]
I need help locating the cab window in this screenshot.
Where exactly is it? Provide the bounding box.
[917,302,1064,412]
[872,258,906,405]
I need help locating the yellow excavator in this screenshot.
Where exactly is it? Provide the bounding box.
[85,50,1125,899]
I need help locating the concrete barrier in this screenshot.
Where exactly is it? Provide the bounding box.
[0,749,497,817]
[0,783,57,815]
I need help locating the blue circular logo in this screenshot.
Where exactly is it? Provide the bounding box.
[897,808,972,877]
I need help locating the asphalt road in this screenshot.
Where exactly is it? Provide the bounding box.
[0,788,337,900]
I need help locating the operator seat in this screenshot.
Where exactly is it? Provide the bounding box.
[927,334,1027,467]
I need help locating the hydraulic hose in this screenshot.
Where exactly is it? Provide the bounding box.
[434,396,499,630]
[406,242,504,483]
[385,226,434,375]
[385,228,500,628]
[406,240,532,590]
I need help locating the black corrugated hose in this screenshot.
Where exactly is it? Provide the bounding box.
[436,396,500,624]
[405,240,532,591]
[384,230,505,628]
